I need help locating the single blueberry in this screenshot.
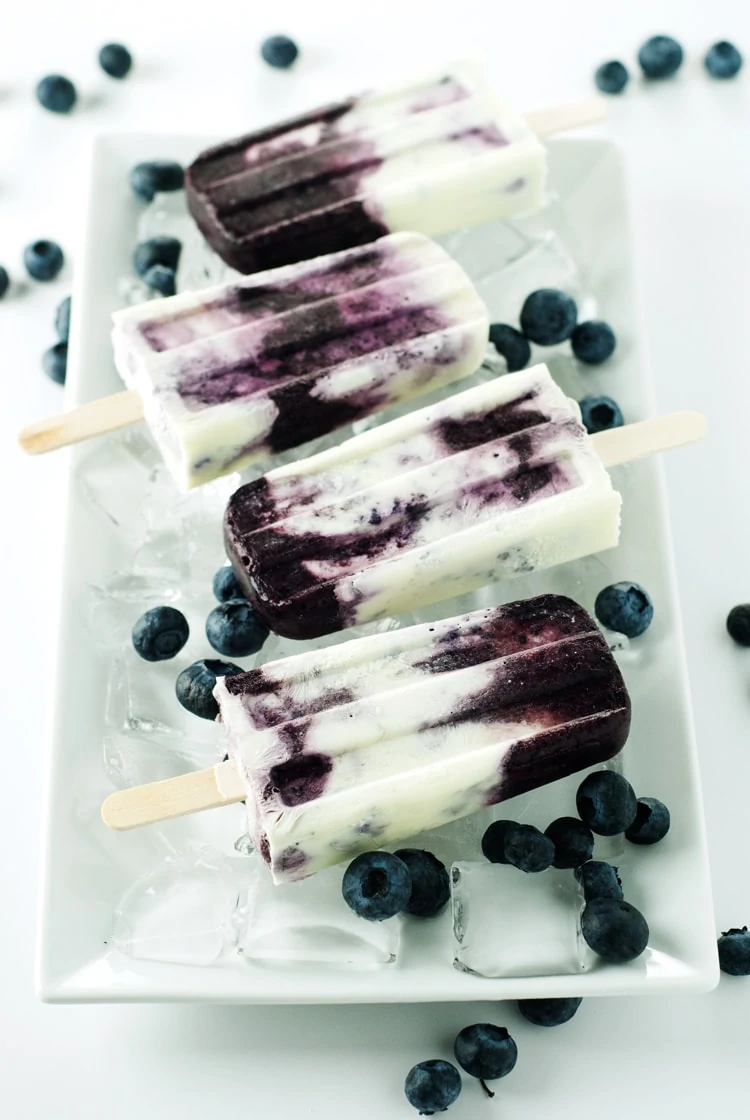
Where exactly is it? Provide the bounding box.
[0,266,9,299]
[342,851,412,921]
[726,604,750,646]
[205,599,269,657]
[393,849,450,918]
[638,35,684,80]
[504,823,555,873]
[579,394,624,436]
[517,997,583,1027]
[454,1023,517,1085]
[144,264,177,297]
[55,295,71,342]
[42,342,67,385]
[581,898,649,962]
[544,816,595,869]
[595,581,654,638]
[576,771,638,836]
[520,289,578,346]
[35,74,77,113]
[24,240,64,282]
[212,566,247,603]
[595,61,630,95]
[575,860,624,903]
[705,41,743,80]
[129,160,185,202]
[132,605,189,662]
[261,35,300,69]
[718,927,750,976]
[98,43,133,79]
[571,320,617,365]
[133,236,182,279]
[625,797,671,845]
[488,323,531,372]
[175,658,245,720]
[481,819,514,864]
[404,1060,462,1115]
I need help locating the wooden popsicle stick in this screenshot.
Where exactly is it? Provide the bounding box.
[592,410,707,469]
[525,97,607,138]
[101,758,245,831]
[18,389,144,455]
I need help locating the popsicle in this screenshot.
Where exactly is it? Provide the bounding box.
[101,594,632,883]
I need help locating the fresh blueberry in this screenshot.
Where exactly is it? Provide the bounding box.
[718,927,750,976]
[24,240,64,282]
[638,35,684,80]
[481,819,513,864]
[342,851,412,921]
[575,860,624,903]
[454,1023,517,1086]
[517,997,583,1027]
[129,160,185,202]
[595,61,630,95]
[581,898,649,962]
[504,823,555,873]
[579,394,624,435]
[133,236,182,279]
[625,797,671,845]
[488,323,531,372]
[404,1060,462,1115]
[726,604,750,646]
[576,771,638,836]
[520,289,578,346]
[213,566,246,603]
[595,581,654,638]
[393,849,450,918]
[175,658,244,720]
[544,816,595,869]
[132,605,189,662]
[261,35,299,69]
[54,295,71,342]
[42,343,67,385]
[0,266,9,299]
[205,599,269,657]
[98,43,133,79]
[35,74,77,114]
[705,41,743,80]
[143,264,177,297]
[571,320,617,365]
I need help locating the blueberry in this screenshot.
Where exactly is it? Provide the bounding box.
[576,771,638,836]
[35,74,77,114]
[143,264,177,297]
[55,295,71,342]
[638,35,684,80]
[342,851,412,921]
[575,860,624,903]
[595,61,630,95]
[517,997,583,1027]
[42,342,68,385]
[481,819,513,864]
[520,289,578,346]
[404,1060,462,1115]
[133,236,182,279]
[705,41,743,80]
[579,394,624,435]
[175,658,245,720]
[454,1023,517,1085]
[595,581,654,638]
[0,266,9,299]
[261,35,300,69]
[393,849,450,918]
[488,323,531,372]
[726,604,750,646]
[625,797,671,845]
[544,816,594,869]
[571,320,617,365]
[24,240,64,282]
[132,605,189,662]
[213,566,246,603]
[581,898,649,963]
[205,599,269,657]
[98,43,133,79]
[129,160,185,202]
[718,927,750,976]
[504,823,555,873]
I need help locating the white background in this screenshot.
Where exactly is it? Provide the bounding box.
[2,0,750,1115]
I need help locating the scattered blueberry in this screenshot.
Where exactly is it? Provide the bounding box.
[544,816,595,869]
[205,599,269,658]
[132,605,189,662]
[42,342,67,385]
[143,264,177,297]
[726,604,750,646]
[55,295,71,342]
[579,394,624,435]
[520,289,578,346]
[575,860,624,903]
[213,566,246,603]
[404,1060,462,1115]
[98,43,133,79]
[454,1023,517,1091]
[342,851,412,921]
[595,61,630,95]
[595,581,654,638]
[261,35,300,69]
[705,41,743,80]
[175,658,244,720]
[24,240,64,282]
[625,797,671,845]
[718,927,750,976]
[504,823,555,873]
[581,898,650,962]
[488,323,531,372]
[35,74,77,114]
[133,236,182,279]
[393,849,450,918]
[129,160,185,203]
[0,266,9,299]
[571,320,617,365]
[576,771,638,836]
[481,819,514,864]
[517,997,583,1027]
[638,35,684,80]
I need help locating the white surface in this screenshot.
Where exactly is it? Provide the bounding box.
[2,0,749,1114]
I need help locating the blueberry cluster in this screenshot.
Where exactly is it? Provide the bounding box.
[595,35,742,95]
[342,849,450,922]
[35,43,134,115]
[42,294,72,385]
